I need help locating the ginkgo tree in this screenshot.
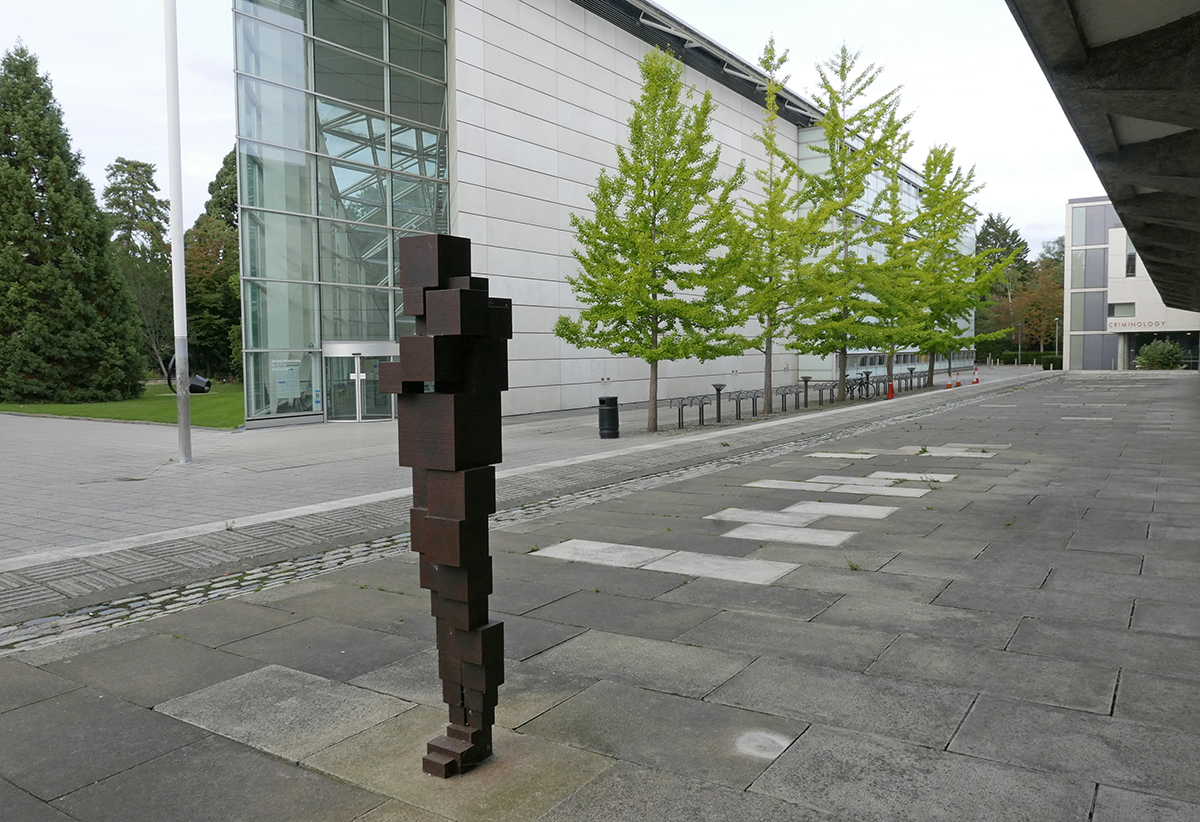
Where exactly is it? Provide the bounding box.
[911,145,1010,385]
[784,45,902,401]
[734,37,837,413]
[554,49,745,433]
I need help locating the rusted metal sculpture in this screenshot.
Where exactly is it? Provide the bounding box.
[380,234,511,777]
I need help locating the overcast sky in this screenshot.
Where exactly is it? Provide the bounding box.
[5,0,1102,254]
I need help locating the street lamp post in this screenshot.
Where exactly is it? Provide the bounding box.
[1017,322,1023,366]
[1055,318,1060,357]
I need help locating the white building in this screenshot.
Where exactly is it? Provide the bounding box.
[235,0,971,426]
[1064,196,1200,370]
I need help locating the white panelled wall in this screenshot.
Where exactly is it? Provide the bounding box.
[450,0,805,415]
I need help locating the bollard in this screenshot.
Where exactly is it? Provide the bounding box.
[598,396,619,439]
[801,376,811,408]
[712,383,725,423]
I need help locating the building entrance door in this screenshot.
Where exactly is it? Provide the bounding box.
[322,342,398,422]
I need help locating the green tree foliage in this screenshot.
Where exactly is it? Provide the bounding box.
[785,45,901,400]
[910,146,1009,385]
[183,148,241,379]
[859,109,921,391]
[975,212,1030,333]
[103,157,173,378]
[1134,339,1184,370]
[1011,237,1064,351]
[555,49,744,432]
[204,148,238,228]
[0,46,143,402]
[735,38,836,413]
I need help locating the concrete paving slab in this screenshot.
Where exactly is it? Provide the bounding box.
[709,656,975,747]
[355,801,453,822]
[777,564,950,603]
[934,579,1134,627]
[751,724,1093,822]
[867,635,1117,712]
[749,542,898,572]
[781,500,898,518]
[0,658,81,714]
[491,552,689,600]
[1048,569,1200,607]
[0,687,206,800]
[353,649,595,729]
[1112,670,1200,736]
[702,508,824,527]
[1132,600,1200,639]
[140,599,303,647]
[746,479,930,498]
[525,591,717,642]
[219,617,428,681]
[812,594,1021,648]
[1008,617,1200,680]
[43,634,263,708]
[157,665,412,761]
[677,610,892,671]
[54,735,383,822]
[655,576,840,620]
[527,629,754,698]
[536,760,829,822]
[521,680,804,790]
[251,585,429,634]
[487,613,587,661]
[490,578,578,616]
[531,540,672,568]
[720,523,856,548]
[950,695,1200,805]
[306,705,612,822]
[1092,785,1200,822]
[640,551,797,585]
[0,778,74,821]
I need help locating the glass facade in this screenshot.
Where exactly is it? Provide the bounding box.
[235,0,449,422]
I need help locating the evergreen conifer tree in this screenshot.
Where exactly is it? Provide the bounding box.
[0,45,143,402]
[103,157,173,379]
[555,49,744,432]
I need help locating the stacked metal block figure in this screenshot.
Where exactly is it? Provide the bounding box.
[380,234,512,777]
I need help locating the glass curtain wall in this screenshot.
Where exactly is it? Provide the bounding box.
[235,0,449,422]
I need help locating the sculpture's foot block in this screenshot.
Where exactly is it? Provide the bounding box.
[422,750,458,778]
[426,733,492,776]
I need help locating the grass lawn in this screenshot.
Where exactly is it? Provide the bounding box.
[0,382,245,429]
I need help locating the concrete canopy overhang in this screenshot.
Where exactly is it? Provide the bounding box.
[1005,0,1200,311]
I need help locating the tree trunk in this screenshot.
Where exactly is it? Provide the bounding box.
[763,320,773,414]
[648,360,658,433]
[837,346,848,401]
[927,354,935,389]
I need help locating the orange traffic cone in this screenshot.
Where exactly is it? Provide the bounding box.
[955,380,962,387]
[887,382,894,399]
[972,366,979,385]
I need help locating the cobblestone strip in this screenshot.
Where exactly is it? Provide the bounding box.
[0,385,1031,657]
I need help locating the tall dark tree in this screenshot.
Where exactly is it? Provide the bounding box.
[975,213,1030,335]
[184,148,241,379]
[0,45,143,402]
[103,158,173,378]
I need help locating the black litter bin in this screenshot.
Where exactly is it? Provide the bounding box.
[598,396,619,439]
[189,374,212,394]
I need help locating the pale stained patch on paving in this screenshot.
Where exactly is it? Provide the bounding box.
[803,452,877,459]
[533,541,799,586]
[869,471,958,483]
[702,508,825,528]
[781,501,898,519]
[721,523,857,548]
[745,479,930,498]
